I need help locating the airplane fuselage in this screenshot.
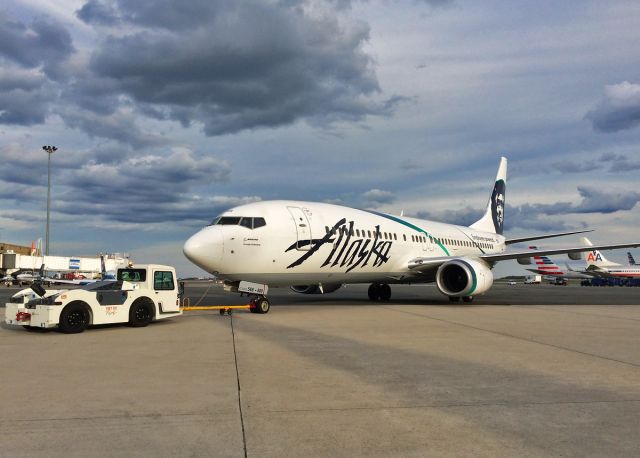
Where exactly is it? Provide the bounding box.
[184,200,506,287]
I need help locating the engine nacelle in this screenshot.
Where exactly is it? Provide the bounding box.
[516,257,532,265]
[290,283,342,294]
[568,251,583,260]
[436,258,494,297]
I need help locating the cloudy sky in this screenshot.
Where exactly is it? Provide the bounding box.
[1,0,639,277]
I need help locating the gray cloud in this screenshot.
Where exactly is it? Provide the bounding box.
[0,144,243,226]
[0,2,405,143]
[413,186,639,233]
[0,14,74,80]
[77,0,395,136]
[552,159,601,174]
[504,187,639,232]
[550,152,640,174]
[601,152,640,173]
[58,107,167,148]
[362,188,396,205]
[586,81,640,133]
[414,206,482,227]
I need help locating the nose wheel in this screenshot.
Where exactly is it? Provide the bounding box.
[367,283,391,302]
[249,296,271,314]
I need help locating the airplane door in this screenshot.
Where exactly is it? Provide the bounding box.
[287,206,312,250]
[422,234,429,252]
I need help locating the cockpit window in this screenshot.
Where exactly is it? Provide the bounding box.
[210,216,267,229]
[215,216,242,225]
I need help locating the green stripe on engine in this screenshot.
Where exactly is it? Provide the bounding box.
[363,210,450,256]
[467,264,477,295]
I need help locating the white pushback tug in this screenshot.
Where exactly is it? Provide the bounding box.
[5,264,182,333]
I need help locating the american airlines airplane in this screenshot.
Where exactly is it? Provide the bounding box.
[183,157,640,312]
[580,238,640,279]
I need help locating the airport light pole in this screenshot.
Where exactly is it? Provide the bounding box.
[43,145,57,256]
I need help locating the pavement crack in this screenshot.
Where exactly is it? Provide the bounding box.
[230,314,248,458]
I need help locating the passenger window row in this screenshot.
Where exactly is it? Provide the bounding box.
[323,226,495,250]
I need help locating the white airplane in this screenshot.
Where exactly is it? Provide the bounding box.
[183,157,640,310]
[524,247,589,279]
[8,265,45,285]
[580,237,640,279]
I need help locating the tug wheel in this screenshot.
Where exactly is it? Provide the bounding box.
[59,302,90,334]
[129,299,154,327]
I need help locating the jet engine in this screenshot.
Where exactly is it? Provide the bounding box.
[290,284,342,294]
[436,258,494,297]
[516,257,532,265]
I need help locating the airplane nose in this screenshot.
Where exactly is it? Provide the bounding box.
[183,227,224,273]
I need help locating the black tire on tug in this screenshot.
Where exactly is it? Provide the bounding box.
[59,302,90,334]
[255,297,270,314]
[129,299,153,327]
[379,283,392,302]
[462,296,474,303]
[367,284,380,301]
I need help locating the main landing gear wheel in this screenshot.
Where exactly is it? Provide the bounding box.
[251,297,270,314]
[449,296,460,302]
[368,283,391,302]
[462,296,474,303]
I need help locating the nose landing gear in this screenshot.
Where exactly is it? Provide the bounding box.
[249,296,271,314]
[368,283,391,302]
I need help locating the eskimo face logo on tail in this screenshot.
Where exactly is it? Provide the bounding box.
[491,179,506,235]
[286,219,392,272]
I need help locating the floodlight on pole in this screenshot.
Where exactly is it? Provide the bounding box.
[43,145,57,256]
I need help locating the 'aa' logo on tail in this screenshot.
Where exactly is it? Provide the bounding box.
[586,251,602,262]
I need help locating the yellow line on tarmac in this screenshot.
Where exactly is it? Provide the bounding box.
[181,305,251,311]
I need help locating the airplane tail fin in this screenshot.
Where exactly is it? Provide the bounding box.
[581,237,620,267]
[527,246,564,276]
[471,157,507,235]
[628,252,637,266]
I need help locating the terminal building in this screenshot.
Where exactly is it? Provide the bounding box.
[0,242,129,279]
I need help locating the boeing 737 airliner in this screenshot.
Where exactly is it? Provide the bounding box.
[183,157,640,312]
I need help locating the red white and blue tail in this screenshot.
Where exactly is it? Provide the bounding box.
[527,246,565,276]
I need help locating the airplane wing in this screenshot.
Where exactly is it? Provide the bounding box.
[480,242,640,263]
[407,242,640,272]
[504,229,593,245]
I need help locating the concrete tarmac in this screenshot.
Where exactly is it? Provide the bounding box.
[1,283,640,457]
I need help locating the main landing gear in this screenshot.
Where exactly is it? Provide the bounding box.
[368,283,391,302]
[448,296,474,303]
